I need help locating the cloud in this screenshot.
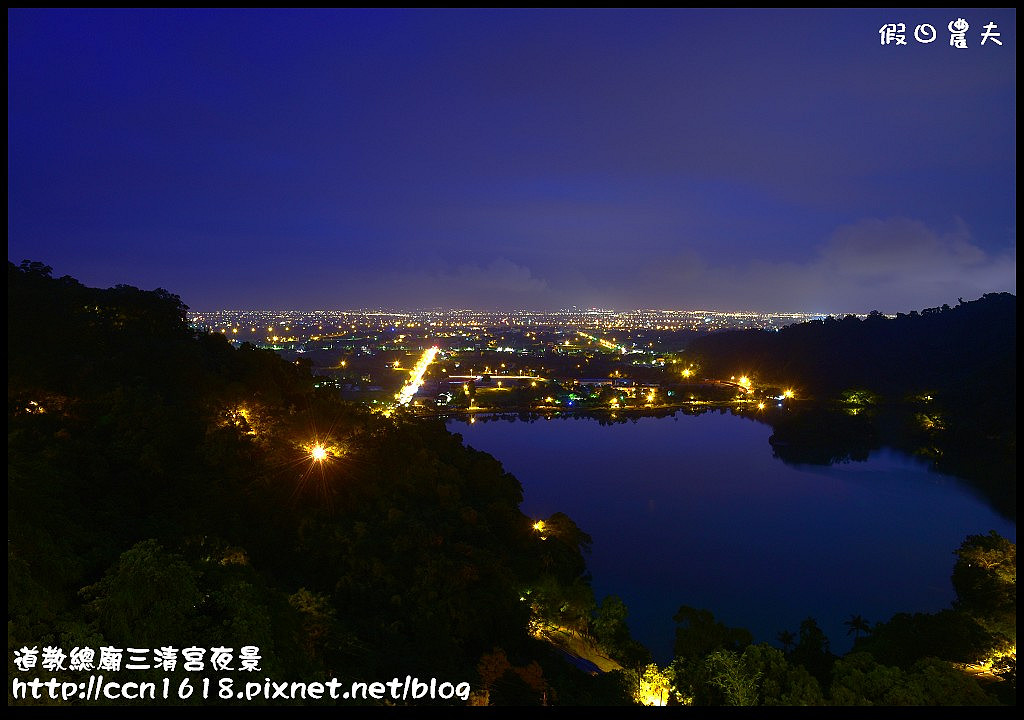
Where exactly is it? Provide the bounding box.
[448,258,550,296]
[821,218,987,280]
[807,217,1016,310]
[629,217,1016,313]
[204,220,1014,312]
[383,258,552,308]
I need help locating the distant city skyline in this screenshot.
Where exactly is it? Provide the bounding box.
[8,9,1016,314]
[187,307,860,344]
[193,306,836,315]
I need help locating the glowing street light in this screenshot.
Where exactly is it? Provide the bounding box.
[310,444,328,462]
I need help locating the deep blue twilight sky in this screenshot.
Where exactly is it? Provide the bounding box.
[8,9,1016,312]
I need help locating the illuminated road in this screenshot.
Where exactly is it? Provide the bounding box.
[577,331,628,353]
[394,346,440,405]
[447,375,546,381]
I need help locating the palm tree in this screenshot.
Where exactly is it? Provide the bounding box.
[845,614,871,642]
[777,629,796,653]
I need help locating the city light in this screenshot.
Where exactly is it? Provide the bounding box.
[310,444,328,462]
[395,346,440,405]
[577,331,628,353]
[192,310,825,417]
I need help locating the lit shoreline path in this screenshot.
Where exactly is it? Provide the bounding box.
[395,346,440,406]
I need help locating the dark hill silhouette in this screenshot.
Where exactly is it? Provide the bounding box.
[8,261,617,705]
[686,294,1015,403]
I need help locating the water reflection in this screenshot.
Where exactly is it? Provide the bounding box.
[448,411,1016,663]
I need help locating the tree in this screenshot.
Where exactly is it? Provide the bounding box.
[845,614,871,642]
[830,652,995,706]
[673,606,752,661]
[777,629,796,654]
[797,617,830,654]
[789,617,835,686]
[705,650,759,706]
[741,644,823,706]
[829,652,916,706]
[288,588,336,663]
[476,649,549,706]
[634,663,676,706]
[855,610,998,668]
[80,540,202,647]
[592,595,650,669]
[17,259,53,278]
[952,531,1016,643]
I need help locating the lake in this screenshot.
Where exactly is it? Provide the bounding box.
[448,411,1016,663]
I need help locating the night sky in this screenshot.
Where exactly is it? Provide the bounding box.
[8,9,1016,312]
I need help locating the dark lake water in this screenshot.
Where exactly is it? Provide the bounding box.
[448,411,1016,663]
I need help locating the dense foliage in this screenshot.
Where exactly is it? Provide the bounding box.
[7,261,611,705]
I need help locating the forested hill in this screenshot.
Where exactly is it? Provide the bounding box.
[686,293,1016,402]
[686,294,1016,517]
[8,261,613,705]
